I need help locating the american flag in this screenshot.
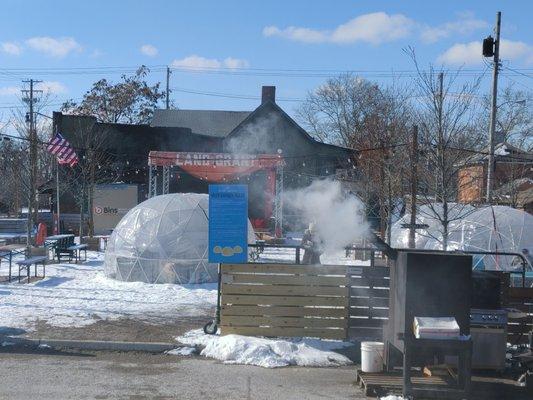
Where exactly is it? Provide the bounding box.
[46,132,79,167]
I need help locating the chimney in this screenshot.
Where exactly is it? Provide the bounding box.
[261,86,276,104]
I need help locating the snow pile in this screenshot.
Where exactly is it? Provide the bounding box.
[0,251,217,331]
[380,396,404,400]
[175,329,353,368]
[166,346,197,356]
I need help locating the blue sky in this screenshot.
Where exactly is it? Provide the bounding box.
[0,0,531,120]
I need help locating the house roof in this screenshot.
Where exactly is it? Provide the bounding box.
[460,142,533,166]
[226,100,354,155]
[151,109,251,137]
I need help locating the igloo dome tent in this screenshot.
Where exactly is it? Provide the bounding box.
[424,206,533,270]
[390,203,475,249]
[104,193,255,284]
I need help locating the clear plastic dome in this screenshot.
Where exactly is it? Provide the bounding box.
[104,193,256,284]
[424,205,533,271]
[390,203,475,249]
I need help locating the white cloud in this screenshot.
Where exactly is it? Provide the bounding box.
[140,44,158,57]
[263,12,414,45]
[437,39,533,66]
[171,55,249,70]
[420,12,488,43]
[1,42,22,55]
[436,41,483,65]
[222,57,250,69]
[0,86,20,96]
[90,49,103,58]
[37,81,67,95]
[25,36,82,58]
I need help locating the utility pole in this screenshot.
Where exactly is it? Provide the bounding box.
[21,79,42,249]
[485,11,501,203]
[408,125,418,249]
[166,66,171,110]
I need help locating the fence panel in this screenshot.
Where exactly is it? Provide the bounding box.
[220,263,390,340]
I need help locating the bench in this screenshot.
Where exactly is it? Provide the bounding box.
[67,244,88,263]
[0,218,28,244]
[16,256,47,283]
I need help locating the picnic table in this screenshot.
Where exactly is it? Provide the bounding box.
[44,234,75,262]
[0,244,27,282]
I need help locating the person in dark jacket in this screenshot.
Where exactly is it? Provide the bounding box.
[301,222,322,264]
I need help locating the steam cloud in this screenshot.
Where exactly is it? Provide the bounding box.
[284,179,369,253]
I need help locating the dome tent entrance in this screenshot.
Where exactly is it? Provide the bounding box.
[104,193,255,284]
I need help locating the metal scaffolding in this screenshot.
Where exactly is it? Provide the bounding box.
[148,165,158,198]
[274,165,284,237]
[162,166,170,195]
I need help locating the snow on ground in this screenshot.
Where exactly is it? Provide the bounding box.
[0,246,366,333]
[0,251,217,331]
[379,396,404,400]
[175,329,353,368]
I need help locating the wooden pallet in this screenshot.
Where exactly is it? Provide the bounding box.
[355,369,452,397]
[354,369,530,399]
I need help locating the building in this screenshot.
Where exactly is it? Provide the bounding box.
[457,142,533,208]
[54,86,354,228]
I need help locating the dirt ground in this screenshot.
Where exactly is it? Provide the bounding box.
[25,315,214,342]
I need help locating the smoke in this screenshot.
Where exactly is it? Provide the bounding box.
[284,179,369,253]
[225,114,280,154]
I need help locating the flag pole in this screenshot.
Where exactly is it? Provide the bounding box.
[56,160,60,234]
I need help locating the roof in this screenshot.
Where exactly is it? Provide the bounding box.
[226,100,354,155]
[151,109,251,137]
[460,142,533,166]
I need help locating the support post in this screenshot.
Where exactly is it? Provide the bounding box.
[165,67,171,110]
[486,11,501,203]
[148,165,158,198]
[274,165,284,238]
[162,165,170,195]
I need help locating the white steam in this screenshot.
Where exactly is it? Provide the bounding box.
[284,179,369,253]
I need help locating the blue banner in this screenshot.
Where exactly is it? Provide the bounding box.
[208,184,248,263]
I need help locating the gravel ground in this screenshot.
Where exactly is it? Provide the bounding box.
[0,350,362,400]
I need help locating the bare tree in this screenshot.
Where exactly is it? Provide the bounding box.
[408,49,483,250]
[59,119,117,238]
[479,84,532,150]
[297,73,414,241]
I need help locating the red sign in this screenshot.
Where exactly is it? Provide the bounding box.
[148,151,283,182]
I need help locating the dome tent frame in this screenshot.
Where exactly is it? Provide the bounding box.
[105,193,255,284]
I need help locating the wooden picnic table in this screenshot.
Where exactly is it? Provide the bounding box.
[0,244,27,282]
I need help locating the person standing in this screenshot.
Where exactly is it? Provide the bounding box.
[301,222,322,264]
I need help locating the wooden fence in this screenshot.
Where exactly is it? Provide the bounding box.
[220,263,389,340]
[220,263,531,343]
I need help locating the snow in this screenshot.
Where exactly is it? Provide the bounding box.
[166,346,197,356]
[0,251,217,331]
[175,329,353,368]
[380,396,404,400]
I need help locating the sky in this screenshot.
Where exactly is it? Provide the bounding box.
[0,0,532,124]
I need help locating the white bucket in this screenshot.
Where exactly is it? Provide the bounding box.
[361,341,384,372]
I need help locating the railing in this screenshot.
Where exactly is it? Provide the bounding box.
[248,243,382,266]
